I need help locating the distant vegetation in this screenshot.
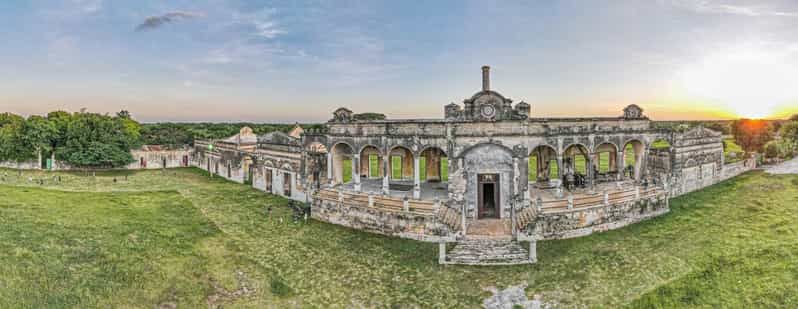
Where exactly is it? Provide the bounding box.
[139,122,324,148]
[352,112,387,121]
[652,121,731,134]
[0,110,141,169]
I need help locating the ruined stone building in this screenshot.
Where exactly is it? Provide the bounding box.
[191,67,755,265]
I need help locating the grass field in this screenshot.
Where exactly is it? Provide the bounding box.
[1,168,796,307]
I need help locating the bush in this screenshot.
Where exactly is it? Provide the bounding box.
[764,141,780,158]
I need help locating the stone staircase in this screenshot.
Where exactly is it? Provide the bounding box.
[444,238,534,266]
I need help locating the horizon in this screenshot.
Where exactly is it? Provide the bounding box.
[2,1,798,122]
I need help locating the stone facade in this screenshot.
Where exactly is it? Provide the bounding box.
[179,66,757,264]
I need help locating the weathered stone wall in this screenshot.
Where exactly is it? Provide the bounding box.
[525,193,669,240]
[127,149,190,170]
[0,161,40,170]
[668,157,756,197]
[311,197,453,242]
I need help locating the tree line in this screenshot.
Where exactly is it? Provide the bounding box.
[0,111,142,169]
[731,116,798,161]
[0,110,324,169]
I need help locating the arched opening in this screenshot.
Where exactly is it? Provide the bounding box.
[623,140,645,181]
[389,146,414,181]
[359,145,383,179]
[420,147,448,182]
[331,143,354,184]
[528,145,558,184]
[564,144,590,175]
[594,142,619,182]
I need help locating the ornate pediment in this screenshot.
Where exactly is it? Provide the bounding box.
[331,107,353,123]
[623,104,645,119]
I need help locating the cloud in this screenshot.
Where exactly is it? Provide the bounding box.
[73,0,103,13]
[665,0,798,17]
[135,11,205,32]
[229,8,285,38]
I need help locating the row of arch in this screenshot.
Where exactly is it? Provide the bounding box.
[528,140,653,183]
[329,143,449,185]
[326,138,671,192]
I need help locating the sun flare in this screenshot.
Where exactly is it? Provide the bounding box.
[677,45,798,119]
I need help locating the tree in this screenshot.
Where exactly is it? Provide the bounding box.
[0,113,33,163]
[23,115,57,166]
[61,112,141,169]
[46,110,74,162]
[731,119,774,152]
[789,114,798,121]
[780,121,798,149]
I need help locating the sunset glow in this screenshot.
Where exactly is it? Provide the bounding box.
[677,45,798,119]
[1,1,797,121]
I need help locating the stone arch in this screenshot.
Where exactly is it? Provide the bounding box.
[458,142,515,159]
[331,142,355,184]
[419,146,448,182]
[563,143,590,176]
[594,142,619,174]
[622,139,646,181]
[528,144,558,183]
[359,144,383,179]
[388,145,414,180]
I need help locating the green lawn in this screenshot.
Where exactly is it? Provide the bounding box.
[1,168,796,307]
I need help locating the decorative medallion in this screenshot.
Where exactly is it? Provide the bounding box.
[480,104,496,119]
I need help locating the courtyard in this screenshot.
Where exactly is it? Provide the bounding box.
[0,167,796,307]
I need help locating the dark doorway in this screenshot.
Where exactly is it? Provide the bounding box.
[265,169,273,192]
[477,174,500,219]
[283,173,292,196]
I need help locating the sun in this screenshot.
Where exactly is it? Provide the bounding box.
[677,45,798,119]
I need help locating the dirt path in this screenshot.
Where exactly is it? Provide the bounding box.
[766,157,798,174]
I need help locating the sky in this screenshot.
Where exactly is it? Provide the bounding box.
[1,0,797,123]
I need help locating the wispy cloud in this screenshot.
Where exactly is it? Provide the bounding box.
[135,11,205,32]
[73,0,103,13]
[665,0,798,17]
[229,8,285,39]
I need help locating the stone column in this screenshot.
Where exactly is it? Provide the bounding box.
[529,241,538,263]
[523,156,531,202]
[413,156,421,199]
[327,152,334,186]
[556,155,564,180]
[353,154,361,192]
[609,151,617,172]
[617,150,625,180]
[439,242,447,264]
[382,155,390,194]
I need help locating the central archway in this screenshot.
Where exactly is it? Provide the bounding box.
[330,142,354,184]
[528,145,558,184]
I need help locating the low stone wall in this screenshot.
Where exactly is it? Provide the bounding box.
[127,149,190,170]
[669,157,756,197]
[312,190,454,242]
[524,192,669,240]
[0,161,40,170]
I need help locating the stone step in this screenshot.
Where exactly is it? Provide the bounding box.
[444,239,534,266]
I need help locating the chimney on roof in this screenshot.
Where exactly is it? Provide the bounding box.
[481,65,490,91]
